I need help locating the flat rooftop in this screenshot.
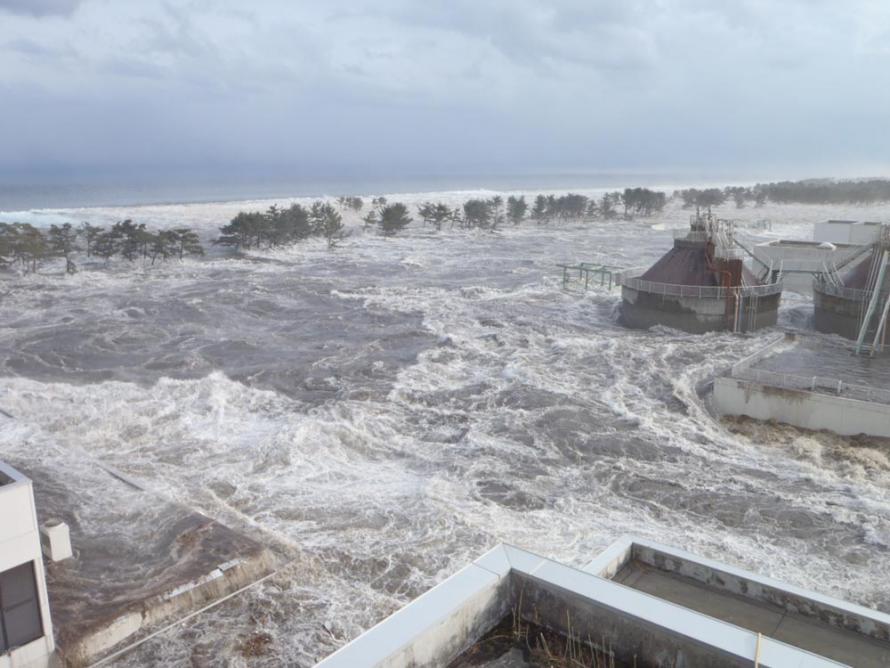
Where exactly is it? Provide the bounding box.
[736,334,890,405]
[615,559,890,667]
[10,459,277,665]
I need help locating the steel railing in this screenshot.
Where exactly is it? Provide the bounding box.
[813,280,878,301]
[735,368,890,405]
[617,275,784,299]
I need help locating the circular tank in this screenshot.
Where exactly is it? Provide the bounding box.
[814,247,890,341]
[619,226,782,334]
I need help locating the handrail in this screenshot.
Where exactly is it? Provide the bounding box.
[813,279,874,301]
[736,368,890,405]
[617,275,783,299]
[857,251,890,354]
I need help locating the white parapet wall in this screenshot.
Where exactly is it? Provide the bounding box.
[315,543,844,668]
[713,376,890,438]
[584,536,890,644]
[0,462,56,668]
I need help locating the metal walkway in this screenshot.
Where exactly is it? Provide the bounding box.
[558,262,615,290]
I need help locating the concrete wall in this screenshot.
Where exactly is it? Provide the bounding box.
[713,376,890,438]
[0,462,55,668]
[585,537,890,645]
[620,286,780,333]
[814,221,882,245]
[754,242,861,295]
[316,544,843,668]
[62,549,275,667]
[315,551,512,668]
[813,288,864,340]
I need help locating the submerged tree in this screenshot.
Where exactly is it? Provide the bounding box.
[377,203,412,236]
[48,223,80,273]
[600,193,618,220]
[622,188,667,217]
[169,228,204,260]
[462,199,493,229]
[417,202,453,231]
[216,211,264,249]
[507,195,527,224]
[0,224,12,268]
[92,230,120,263]
[79,222,102,257]
[310,201,344,248]
[531,195,549,224]
[12,224,48,273]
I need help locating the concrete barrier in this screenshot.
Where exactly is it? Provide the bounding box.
[315,544,845,668]
[713,376,890,438]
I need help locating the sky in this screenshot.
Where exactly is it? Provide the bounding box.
[1,0,890,186]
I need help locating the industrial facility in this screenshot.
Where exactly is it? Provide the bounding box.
[713,333,890,439]
[814,224,890,355]
[618,213,783,333]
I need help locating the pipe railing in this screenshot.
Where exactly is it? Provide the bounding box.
[813,280,885,302]
[617,275,784,299]
[735,368,890,405]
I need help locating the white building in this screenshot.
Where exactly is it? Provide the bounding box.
[0,462,55,668]
[814,220,883,245]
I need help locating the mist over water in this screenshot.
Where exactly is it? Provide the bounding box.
[3,191,890,665]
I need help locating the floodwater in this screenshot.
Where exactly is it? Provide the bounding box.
[2,192,890,665]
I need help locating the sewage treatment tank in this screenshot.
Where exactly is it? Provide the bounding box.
[618,214,783,333]
[814,225,890,354]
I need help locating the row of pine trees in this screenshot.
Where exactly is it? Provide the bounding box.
[214,188,669,250]
[0,220,203,274]
[1,188,670,273]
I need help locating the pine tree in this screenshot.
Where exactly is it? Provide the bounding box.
[48,223,80,273]
[378,203,412,236]
[310,201,344,249]
[507,196,527,224]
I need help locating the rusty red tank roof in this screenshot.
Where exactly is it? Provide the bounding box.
[640,239,762,287]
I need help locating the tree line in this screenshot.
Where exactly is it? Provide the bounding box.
[755,179,890,205]
[215,201,345,249]
[411,189,667,232]
[0,221,203,274]
[1,187,673,274]
[676,178,890,210]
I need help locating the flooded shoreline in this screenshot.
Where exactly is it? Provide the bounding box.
[2,196,890,665]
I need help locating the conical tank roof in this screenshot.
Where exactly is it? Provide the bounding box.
[641,239,718,286]
[842,245,890,292]
[641,237,764,287]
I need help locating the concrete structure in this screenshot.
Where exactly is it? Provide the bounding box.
[814,220,883,246]
[0,404,281,667]
[39,523,72,563]
[584,537,890,668]
[0,461,56,668]
[813,225,890,353]
[315,537,890,667]
[752,240,862,295]
[713,333,890,438]
[715,374,890,438]
[41,463,277,667]
[619,214,782,333]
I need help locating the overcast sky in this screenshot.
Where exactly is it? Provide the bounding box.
[2,0,889,183]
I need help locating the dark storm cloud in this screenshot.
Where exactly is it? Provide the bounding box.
[0,0,888,179]
[0,0,81,16]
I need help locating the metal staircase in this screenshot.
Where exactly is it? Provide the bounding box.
[855,249,890,356]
